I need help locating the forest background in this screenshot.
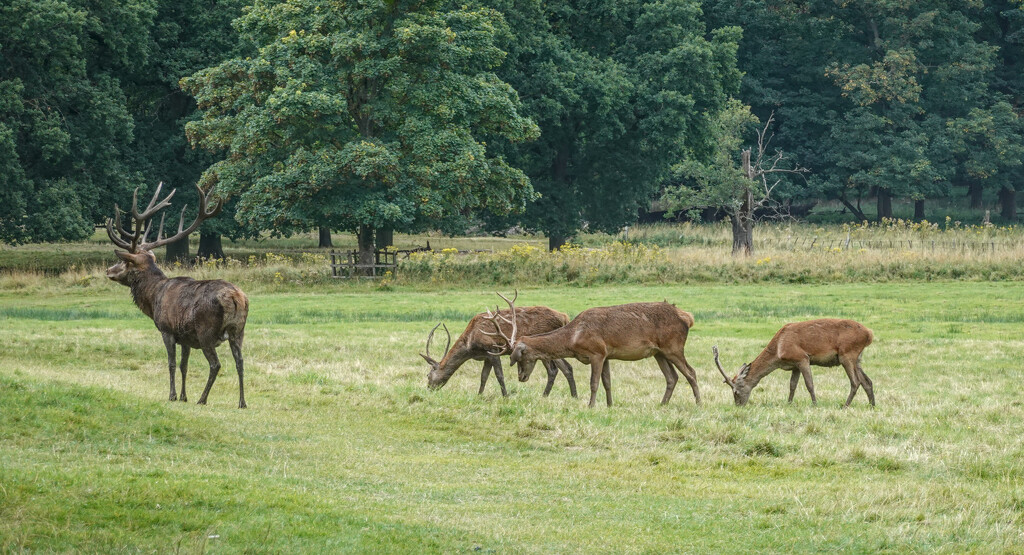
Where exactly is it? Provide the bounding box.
[3,0,1023,261]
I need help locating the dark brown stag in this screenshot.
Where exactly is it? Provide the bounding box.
[422,303,576,397]
[485,294,698,407]
[713,318,874,407]
[106,182,249,408]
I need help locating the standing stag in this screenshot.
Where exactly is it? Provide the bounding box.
[713,318,874,407]
[106,182,249,408]
[485,294,699,407]
[422,303,576,397]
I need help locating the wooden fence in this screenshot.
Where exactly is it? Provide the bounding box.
[758,236,1008,253]
[329,250,398,278]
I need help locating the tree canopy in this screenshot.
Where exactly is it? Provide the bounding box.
[483,0,742,249]
[182,0,540,255]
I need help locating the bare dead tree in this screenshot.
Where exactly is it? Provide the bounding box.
[731,113,809,255]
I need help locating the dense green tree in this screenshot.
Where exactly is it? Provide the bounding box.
[705,0,1016,222]
[0,0,156,243]
[182,0,539,265]
[126,0,252,260]
[484,0,741,249]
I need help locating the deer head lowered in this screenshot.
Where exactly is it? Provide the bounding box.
[421,294,577,398]
[485,293,699,408]
[713,318,875,407]
[106,182,249,408]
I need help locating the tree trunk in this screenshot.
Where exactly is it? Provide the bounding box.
[876,189,892,220]
[839,194,869,222]
[731,150,754,256]
[197,231,224,260]
[548,234,567,252]
[730,211,753,256]
[913,199,926,221]
[318,226,333,248]
[968,182,984,209]
[1000,187,1017,221]
[164,237,191,265]
[375,225,393,249]
[357,225,375,276]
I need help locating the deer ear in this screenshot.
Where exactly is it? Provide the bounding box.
[114,250,133,262]
[419,353,436,365]
[738,364,751,379]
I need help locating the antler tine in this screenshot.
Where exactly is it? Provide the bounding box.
[131,182,176,222]
[424,323,443,358]
[482,291,518,355]
[441,324,451,356]
[140,183,225,251]
[712,345,733,386]
[105,206,132,250]
[154,211,168,243]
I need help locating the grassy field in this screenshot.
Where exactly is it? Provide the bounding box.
[2,271,1023,552]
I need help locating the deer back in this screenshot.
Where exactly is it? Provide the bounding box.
[530,302,692,359]
[150,277,248,349]
[768,318,873,364]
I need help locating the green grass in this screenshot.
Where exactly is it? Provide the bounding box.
[2,277,1024,552]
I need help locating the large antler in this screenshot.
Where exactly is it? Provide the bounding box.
[105,182,223,253]
[482,290,518,355]
[423,323,451,359]
[712,345,734,386]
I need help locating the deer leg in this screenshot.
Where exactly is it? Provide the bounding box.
[840,357,860,408]
[666,353,700,404]
[197,346,221,406]
[162,333,177,401]
[556,359,577,398]
[229,334,246,409]
[654,354,678,405]
[492,357,508,397]
[479,359,493,395]
[856,356,875,407]
[542,360,557,397]
[601,359,612,407]
[788,370,800,403]
[588,357,605,408]
[179,345,191,402]
[798,359,817,406]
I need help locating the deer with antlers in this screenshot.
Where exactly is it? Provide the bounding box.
[422,306,576,397]
[484,293,699,408]
[713,319,874,407]
[106,182,249,408]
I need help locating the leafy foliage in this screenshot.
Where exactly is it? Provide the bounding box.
[182,0,540,239]
[0,0,156,243]
[484,0,742,247]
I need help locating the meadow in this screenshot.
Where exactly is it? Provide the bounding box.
[2,223,1024,552]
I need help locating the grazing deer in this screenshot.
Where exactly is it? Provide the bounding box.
[485,293,698,408]
[105,182,249,408]
[713,319,874,407]
[422,306,576,397]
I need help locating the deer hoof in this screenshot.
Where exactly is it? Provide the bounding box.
[169,394,177,401]
[179,395,187,402]
[238,402,247,409]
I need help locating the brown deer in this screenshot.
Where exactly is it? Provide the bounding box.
[485,293,699,408]
[713,318,874,407]
[422,306,576,397]
[105,182,249,408]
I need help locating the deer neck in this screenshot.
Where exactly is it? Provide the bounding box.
[521,327,576,359]
[128,264,169,320]
[744,350,781,388]
[434,341,477,382]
